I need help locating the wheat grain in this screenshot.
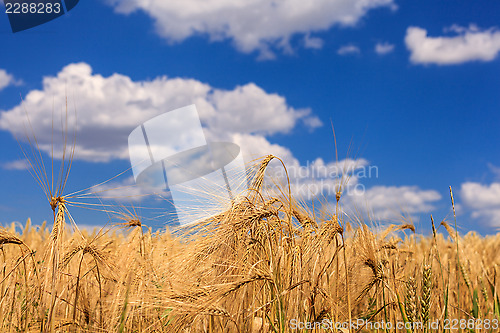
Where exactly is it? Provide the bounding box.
[421,264,432,328]
[405,276,417,327]
[0,230,23,246]
[51,200,66,242]
[460,260,472,291]
[250,155,274,192]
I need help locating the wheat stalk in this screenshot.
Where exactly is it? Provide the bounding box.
[0,230,24,246]
[405,276,417,326]
[250,155,274,192]
[421,264,432,329]
[460,260,472,292]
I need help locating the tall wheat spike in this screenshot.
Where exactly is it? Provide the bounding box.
[45,200,66,332]
[421,264,432,331]
[405,276,417,328]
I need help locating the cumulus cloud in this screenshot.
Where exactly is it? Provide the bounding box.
[375,42,394,55]
[0,62,321,164]
[105,0,395,58]
[460,182,500,227]
[460,182,500,209]
[344,185,442,221]
[405,24,500,65]
[0,69,21,91]
[337,44,360,55]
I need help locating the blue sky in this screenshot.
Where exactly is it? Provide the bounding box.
[0,0,499,234]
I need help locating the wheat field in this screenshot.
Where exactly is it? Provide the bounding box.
[1,153,500,333]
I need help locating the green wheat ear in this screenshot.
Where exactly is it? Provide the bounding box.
[421,264,432,330]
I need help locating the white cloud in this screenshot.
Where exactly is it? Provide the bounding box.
[337,44,360,55]
[0,69,21,91]
[471,209,500,227]
[1,159,29,170]
[81,176,158,203]
[231,133,298,165]
[460,182,500,227]
[487,163,500,180]
[405,24,500,65]
[461,182,500,209]
[375,42,394,55]
[0,62,321,163]
[105,0,395,58]
[207,83,320,136]
[303,34,324,49]
[344,185,442,221]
